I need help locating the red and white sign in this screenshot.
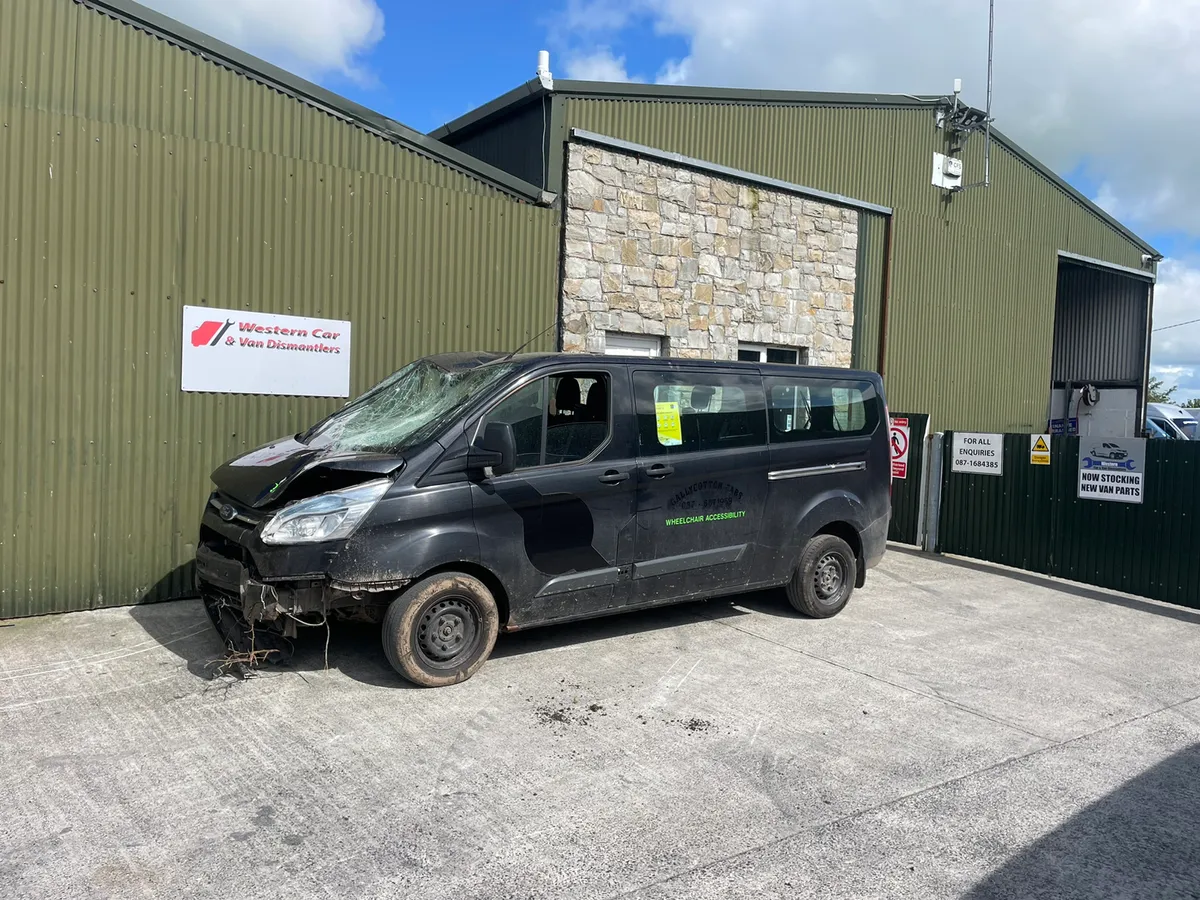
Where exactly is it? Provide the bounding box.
[181,305,352,397]
[890,416,910,479]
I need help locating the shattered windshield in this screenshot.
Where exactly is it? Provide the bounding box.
[301,359,516,454]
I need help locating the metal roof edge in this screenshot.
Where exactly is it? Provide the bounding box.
[557,81,942,108]
[1057,251,1156,283]
[427,78,1159,254]
[429,79,548,140]
[427,79,939,141]
[987,126,1160,258]
[571,129,893,217]
[77,0,549,204]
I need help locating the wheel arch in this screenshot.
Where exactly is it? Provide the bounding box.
[416,561,512,627]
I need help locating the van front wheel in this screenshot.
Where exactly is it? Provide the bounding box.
[787,534,857,618]
[382,573,500,687]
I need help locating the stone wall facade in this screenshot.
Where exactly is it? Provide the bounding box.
[561,142,858,365]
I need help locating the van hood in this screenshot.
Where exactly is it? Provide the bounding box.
[211,437,406,508]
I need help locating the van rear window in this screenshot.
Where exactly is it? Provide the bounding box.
[765,377,879,442]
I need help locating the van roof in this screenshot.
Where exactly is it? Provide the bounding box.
[452,351,883,383]
[1147,402,1194,417]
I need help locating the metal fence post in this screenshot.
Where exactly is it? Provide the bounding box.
[921,432,945,553]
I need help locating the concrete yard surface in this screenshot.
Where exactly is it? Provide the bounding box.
[2,549,1199,899]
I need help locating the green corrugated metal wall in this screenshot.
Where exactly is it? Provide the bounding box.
[853,211,887,372]
[0,0,560,618]
[561,97,1149,433]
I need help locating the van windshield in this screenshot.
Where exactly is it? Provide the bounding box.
[1172,417,1199,440]
[300,359,515,454]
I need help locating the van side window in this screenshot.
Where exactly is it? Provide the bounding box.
[766,377,879,442]
[634,371,766,455]
[482,373,610,469]
[485,379,546,468]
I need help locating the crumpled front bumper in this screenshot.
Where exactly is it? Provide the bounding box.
[195,541,330,626]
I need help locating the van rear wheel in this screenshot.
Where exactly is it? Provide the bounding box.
[382,573,499,687]
[786,534,857,618]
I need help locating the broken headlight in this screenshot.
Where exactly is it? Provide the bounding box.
[260,479,391,545]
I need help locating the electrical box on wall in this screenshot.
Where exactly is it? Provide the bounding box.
[932,152,964,190]
[1048,386,1139,438]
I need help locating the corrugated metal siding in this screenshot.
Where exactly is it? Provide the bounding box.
[0,0,560,618]
[562,97,1150,432]
[937,434,1200,610]
[6,0,502,197]
[1,0,79,111]
[887,413,929,544]
[441,99,549,189]
[1052,263,1149,383]
[853,211,886,372]
[937,433,1055,573]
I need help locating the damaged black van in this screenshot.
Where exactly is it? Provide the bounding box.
[196,352,890,686]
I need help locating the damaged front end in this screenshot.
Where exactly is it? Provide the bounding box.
[194,354,517,666]
[196,464,409,663]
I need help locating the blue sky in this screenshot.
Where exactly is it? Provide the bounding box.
[312,1,689,133]
[145,0,1199,399]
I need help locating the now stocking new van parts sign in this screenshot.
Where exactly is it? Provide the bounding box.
[1078,438,1145,504]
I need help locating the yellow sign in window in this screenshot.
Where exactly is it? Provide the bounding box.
[655,401,682,446]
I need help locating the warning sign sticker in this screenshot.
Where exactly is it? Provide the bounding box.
[1030,434,1051,466]
[890,416,910,479]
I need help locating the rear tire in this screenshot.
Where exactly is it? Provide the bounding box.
[382,573,499,687]
[786,534,857,618]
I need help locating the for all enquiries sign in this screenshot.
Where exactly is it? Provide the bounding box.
[950,433,1004,475]
[181,305,352,397]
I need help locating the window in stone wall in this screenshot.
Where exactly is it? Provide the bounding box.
[737,344,808,365]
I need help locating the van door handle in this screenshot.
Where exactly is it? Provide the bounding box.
[598,470,629,485]
[644,464,674,478]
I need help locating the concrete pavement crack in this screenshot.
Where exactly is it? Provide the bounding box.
[600,690,1200,900]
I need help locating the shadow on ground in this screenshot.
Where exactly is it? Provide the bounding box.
[890,545,1200,626]
[967,742,1200,899]
[129,581,792,689]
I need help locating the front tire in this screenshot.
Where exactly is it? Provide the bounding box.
[786,534,857,618]
[382,573,499,687]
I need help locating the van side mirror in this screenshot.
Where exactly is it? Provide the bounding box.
[471,422,517,477]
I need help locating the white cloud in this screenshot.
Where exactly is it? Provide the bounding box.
[141,0,385,83]
[560,0,1200,237]
[1150,258,1200,400]
[564,47,633,82]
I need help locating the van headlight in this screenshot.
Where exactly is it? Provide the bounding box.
[260,479,391,545]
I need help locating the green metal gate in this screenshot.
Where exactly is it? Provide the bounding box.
[887,413,929,545]
[937,433,1200,609]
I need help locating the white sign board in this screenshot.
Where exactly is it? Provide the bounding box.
[951,433,1004,475]
[890,416,910,479]
[1078,438,1145,504]
[181,305,352,397]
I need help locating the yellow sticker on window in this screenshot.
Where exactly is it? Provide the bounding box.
[655,401,682,446]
